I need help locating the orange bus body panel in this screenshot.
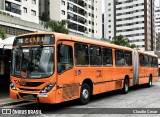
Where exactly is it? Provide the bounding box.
[10,32,159,104]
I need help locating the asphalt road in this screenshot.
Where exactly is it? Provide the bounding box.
[0,79,160,116]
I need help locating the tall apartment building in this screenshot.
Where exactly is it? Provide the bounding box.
[155,6,160,34]
[0,0,47,37]
[0,0,39,24]
[39,0,102,39]
[104,0,155,51]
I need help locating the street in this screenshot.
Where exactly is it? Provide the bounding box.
[0,79,160,116]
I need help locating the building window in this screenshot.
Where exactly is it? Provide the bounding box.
[5,1,21,15]
[62,10,65,15]
[61,0,65,5]
[32,0,36,4]
[31,10,36,16]
[23,7,27,13]
[15,0,21,2]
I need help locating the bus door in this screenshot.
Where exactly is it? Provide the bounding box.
[56,41,78,102]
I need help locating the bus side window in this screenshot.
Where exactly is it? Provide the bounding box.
[149,56,152,67]
[144,55,148,66]
[153,57,158,68]
[75,43,89,66]
[140,54,145,66]
[102,48,113,66]
[90,45,102,66]
[57,44,73,74]
[115,50,125,66]
[124,51,132,66]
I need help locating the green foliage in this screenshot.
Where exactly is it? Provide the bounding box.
[101,38,110,43]
[111,35,130,47]
[45,20,69,34]
[40,12,50,22]
[111,35,137,49]
[0,28,6,40]
[156,33,160,51]
[129,44,136,49]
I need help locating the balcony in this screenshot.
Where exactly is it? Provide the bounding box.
[69,0,87,8]
[15,0,21,2]
[68,22,86,33]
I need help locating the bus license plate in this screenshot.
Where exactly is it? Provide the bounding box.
[38,93,48,97]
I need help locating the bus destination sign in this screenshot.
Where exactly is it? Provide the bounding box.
[13,34,54,46]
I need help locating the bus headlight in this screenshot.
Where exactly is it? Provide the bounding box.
[10,82,17,90]
[40,83,55,93]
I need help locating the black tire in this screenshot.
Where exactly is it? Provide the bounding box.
[122,79,129,94]
[147,76,152,87]
[79,83,91,105]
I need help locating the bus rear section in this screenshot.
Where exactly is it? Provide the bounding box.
[134,50,159,86]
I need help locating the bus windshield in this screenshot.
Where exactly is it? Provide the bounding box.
[12,47,54,79]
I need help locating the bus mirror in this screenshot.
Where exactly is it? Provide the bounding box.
[60,45,65,57]
[58,44,65,57]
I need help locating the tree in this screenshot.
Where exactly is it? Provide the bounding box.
[40,12,50,22]
[156,33,160,51]
[0,28,6,40]
[129,44,137,49]
[45,20,69,34]
[111,35,137,49]
[111,35,130,47]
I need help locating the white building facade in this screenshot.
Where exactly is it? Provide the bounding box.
[155,6,160,34]
[40,0,102,39]
[104,0,155,51]
[0,0,39,24]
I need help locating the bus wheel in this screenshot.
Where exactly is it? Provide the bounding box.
[147,76,152,87]
[79,83,91,105]
[122,79,129,94]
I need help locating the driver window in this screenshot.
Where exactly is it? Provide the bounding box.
[58,44,73,74]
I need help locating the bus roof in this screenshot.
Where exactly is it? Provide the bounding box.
[15,32,136,51]
[15,32,157,57]
[137,50,158,57]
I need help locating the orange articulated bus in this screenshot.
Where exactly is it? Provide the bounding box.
[10,32,159,104]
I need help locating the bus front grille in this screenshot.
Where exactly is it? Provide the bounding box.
[19,88,40,91]
[17,82,44,87]
[19,93,37,100]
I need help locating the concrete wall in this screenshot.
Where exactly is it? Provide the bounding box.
[0,13,46,32]
[0,0,5,10]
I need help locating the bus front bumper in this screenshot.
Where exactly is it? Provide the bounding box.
[10,88,56,104]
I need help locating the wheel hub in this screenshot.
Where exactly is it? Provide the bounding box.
[82,89,89,99]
